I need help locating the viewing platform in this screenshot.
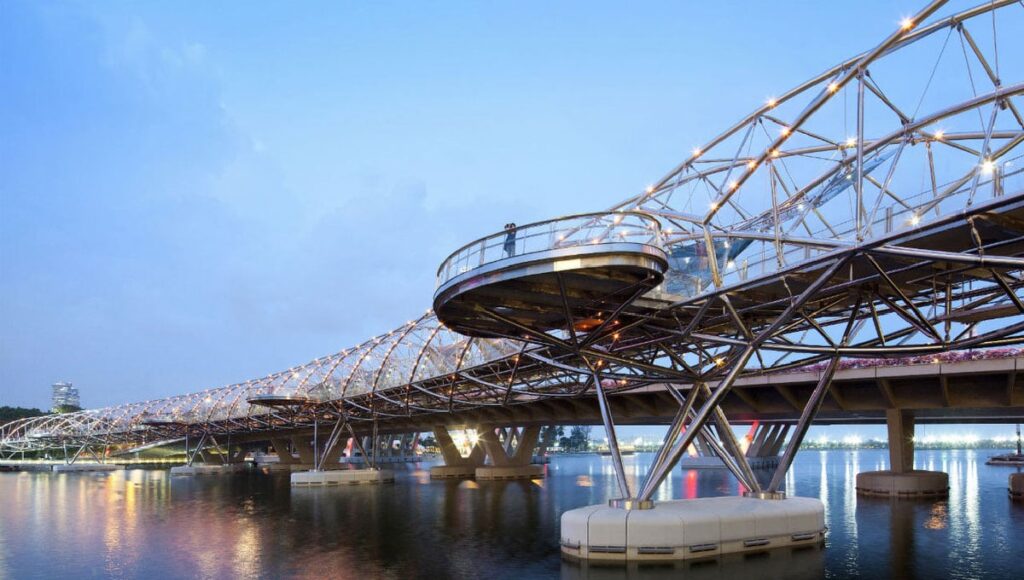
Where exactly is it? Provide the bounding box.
[433,212,668,338]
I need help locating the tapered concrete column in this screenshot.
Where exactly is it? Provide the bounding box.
[479,426,511,467]
[502,428,519,455]
[434,426,466,466]
[321,436,348,467]
[747,424,772,457]
[856,409,947,497]
[430,426,485,479]
[227,446,248,464]
[510,426,541,466]
[291,436,315,465]
[270,438,296,464]
[887,409,914,473]
[766,424,791,457]
[476,425,544,480]
[759,425,784,457]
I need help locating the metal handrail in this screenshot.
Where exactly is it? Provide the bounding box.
[435,211,664,288]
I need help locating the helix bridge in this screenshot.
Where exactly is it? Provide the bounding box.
[3,1,1023,520]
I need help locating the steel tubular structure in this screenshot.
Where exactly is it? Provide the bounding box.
[3,2,1023,502]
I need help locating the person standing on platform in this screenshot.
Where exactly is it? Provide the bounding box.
[503,223,517,257]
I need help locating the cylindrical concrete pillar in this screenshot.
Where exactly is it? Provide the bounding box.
[1011,473,1024,501]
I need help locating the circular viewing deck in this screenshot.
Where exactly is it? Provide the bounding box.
[433,212,668,338]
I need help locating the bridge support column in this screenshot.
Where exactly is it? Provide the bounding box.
[476,425,544,480]
[291,436,315,466]
[227,446,249,464]
[270,438,295,463]
[319,436,348,468]
[429,426,485,479]
[856,409,948,498]
[1010,473,1024,501]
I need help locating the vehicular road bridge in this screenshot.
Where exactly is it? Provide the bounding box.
[3,0,1024,562]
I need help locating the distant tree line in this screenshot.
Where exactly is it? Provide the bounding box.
[0,406,46,426]
[541,425,592,452]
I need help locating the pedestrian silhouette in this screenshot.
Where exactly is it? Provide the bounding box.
[504,223,517,257]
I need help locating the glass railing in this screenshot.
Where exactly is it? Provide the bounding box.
[436,212,664,289]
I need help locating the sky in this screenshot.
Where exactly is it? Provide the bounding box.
[0,1,1019,440]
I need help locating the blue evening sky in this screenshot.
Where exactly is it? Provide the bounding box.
[0,1,1017,440]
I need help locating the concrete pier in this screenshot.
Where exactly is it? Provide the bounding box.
[51,463,123,473]
[0,462,54,472]
[560,496,825,562]
[856,409,947,498]
[170,463,247,476]
[290,468,395,486]
[476,464,544,480]
[259,462,314,472]
[429,465,478,479]
[428,425,486,479]
[1010,473,1024,501]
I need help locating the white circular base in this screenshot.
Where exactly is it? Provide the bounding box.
[1010,473,1024,501]
[290,468,395,486]
[560,496,825,562]
[856,470,948,498]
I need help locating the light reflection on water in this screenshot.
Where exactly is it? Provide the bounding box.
[0,449,1021,579]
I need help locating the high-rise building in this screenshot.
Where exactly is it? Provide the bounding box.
[51,381,80,411]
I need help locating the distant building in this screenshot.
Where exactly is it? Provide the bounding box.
[51,381,80,412]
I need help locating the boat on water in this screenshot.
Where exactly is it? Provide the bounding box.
[986,424,1024,466]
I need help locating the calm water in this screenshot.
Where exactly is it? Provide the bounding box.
[1,449,1022,579]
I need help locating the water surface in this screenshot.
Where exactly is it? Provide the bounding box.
[1,449,1022,579]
